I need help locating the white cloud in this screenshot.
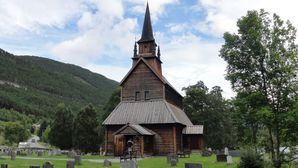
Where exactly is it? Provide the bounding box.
[195,0,298,37]
[159,33,235,98]
[86,64,129,82]
[0,0,86,35]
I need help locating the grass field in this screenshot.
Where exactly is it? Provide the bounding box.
[0,154,239,168]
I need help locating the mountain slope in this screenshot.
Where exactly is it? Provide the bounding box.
[0,48,118,117]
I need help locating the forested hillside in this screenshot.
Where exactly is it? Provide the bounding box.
[0,48,118,118]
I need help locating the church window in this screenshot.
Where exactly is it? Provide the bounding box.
[135,91,140,101]
[145,91,150,100]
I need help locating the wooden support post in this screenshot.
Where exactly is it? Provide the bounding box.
[173,125,177,154]
[141,136,144,157]
[104,127,108,155]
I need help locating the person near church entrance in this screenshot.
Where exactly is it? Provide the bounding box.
[127,139,133,157]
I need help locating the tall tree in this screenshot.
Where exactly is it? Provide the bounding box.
[183,81,234,149]
[4,122,30,144]
[48,103,74,150]
[73,104,100,153]
[220,9,298,168]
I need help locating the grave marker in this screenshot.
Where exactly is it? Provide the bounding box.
[66,161,75,168]
[120,160,138,168]
[103,159,112,167]
[43,161,54,168]
[185,163,202,168]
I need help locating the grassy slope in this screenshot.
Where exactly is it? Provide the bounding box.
[0,48,118,117]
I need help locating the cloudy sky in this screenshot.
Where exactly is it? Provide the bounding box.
[1,0,297,98]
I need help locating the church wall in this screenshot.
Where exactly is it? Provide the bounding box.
[122,62,164,101]
[142,124,176,155]
[165,85,183,108]
[105,125,123,155]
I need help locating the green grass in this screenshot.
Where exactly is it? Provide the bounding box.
[0,154,239,168]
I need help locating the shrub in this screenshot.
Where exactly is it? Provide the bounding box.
[238,148,264,168]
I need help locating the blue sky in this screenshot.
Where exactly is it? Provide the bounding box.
[1,0,297,98]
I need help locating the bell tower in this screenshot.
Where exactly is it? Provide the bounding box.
[132,3,162,76]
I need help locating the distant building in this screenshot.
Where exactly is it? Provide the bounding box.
[102,3,204,156]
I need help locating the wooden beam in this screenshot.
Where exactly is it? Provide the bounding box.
[173,125,176,153]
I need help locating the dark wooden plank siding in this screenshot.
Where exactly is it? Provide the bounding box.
[143,124,175,155]
[165,85,183,108]
[122,62,164,101]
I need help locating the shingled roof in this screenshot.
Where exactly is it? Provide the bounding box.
[102,100,193,126]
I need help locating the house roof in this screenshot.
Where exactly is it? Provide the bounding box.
[113,124,154,135]
[119,57,183,98]
[182,125,204,134]
[103,100,193,126]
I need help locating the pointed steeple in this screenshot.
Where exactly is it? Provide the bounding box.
[157,45,161,59]
[133,41,137,57]
[138,2,155,43]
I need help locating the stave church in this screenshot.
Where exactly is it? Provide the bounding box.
[102,3,204,156]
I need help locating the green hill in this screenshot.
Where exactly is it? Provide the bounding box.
[0,48,118,118]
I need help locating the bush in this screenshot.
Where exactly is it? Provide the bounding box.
[238,148,264,168]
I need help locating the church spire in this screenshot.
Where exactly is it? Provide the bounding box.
[138,2,155,43]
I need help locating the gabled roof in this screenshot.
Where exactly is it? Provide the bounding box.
[182,125,204,134]
[119,57,183,98]
[113,124,155,135]
[102,100,193,126]
[138,2,155,43]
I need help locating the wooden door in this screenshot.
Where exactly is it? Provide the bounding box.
[114,135,124,156]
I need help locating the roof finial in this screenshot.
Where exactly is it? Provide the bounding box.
[157,45,161,59]
[133,41,137,57]
[137,2,155,43]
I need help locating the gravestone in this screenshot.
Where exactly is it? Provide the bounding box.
[216,154,227,162]
[224,147,229,155]
[120,160,138,168]
[185,163,202,168]
[170,158,177,166]
[10,151,16,160]
[1,164,8,168]
[227,156,233,164]
[201,150,212,157]
[43,161,54,168]
[103,159,112,167]
[37,151,43,157]
[66,161,75,168]
[167,154,178,164]
[229,150,241,157]
[29,166,41,168]
[68,151,76,158]
[74,155,81,165]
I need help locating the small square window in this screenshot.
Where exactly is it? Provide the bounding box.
[135,91,140,101]
[144,91,149,100]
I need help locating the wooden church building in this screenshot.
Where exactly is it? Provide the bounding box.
[103,3,204,156]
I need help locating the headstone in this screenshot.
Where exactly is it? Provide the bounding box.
[216,154,227,162]
[224,147,229,155]
[66,161,75,168]
[103,159,112,167]
[1,164,8,168]
[185,163,202,168]
[29,166,41,168]
[201,150,212,157]
[11,151,16,160]
[120,160,138,168]
[229,150,241,157]
[227,155,233,164]
[74,155,81,165]
[170,158,177,166]
[37,151,43,157]
[68,151,76,158]
[167,154,178,164]
[43,161,54,168]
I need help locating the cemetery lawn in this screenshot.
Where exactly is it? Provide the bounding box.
[0,154,239,168]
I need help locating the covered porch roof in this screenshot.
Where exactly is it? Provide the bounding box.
[182,125,204,135]
[113,123,155,136]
